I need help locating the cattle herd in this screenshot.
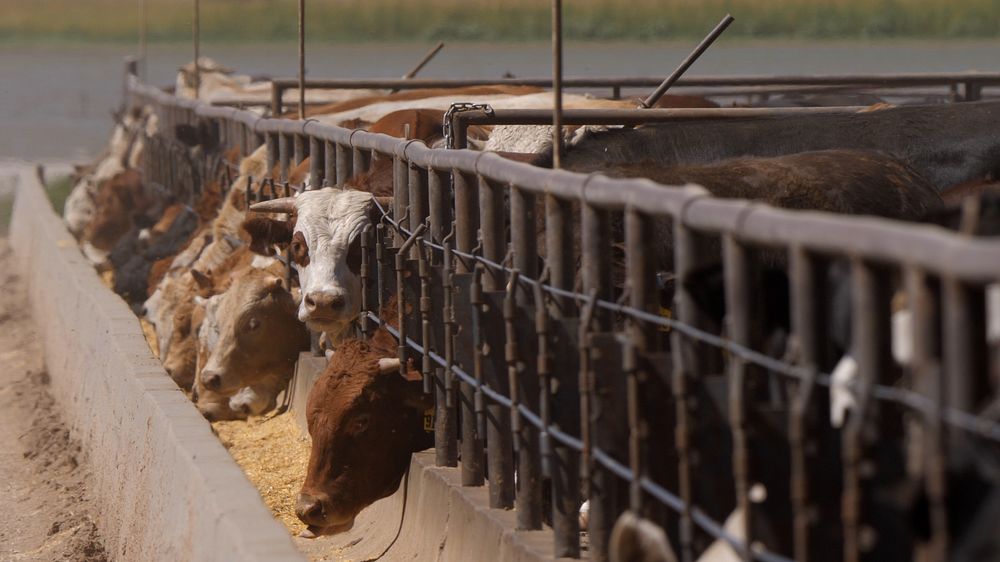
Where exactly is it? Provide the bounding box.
[62,59,1000,562]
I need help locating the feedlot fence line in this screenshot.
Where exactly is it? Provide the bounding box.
[258,73,1000,113]
[128,70,1000,562]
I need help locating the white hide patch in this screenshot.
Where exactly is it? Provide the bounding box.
[830,355,859,428]
[251,255,281,270]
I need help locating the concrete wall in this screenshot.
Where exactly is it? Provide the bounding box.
[7,164,305,562]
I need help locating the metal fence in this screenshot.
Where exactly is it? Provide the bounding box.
[129,67,1000,562]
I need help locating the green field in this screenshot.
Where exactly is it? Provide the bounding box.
[2,0,1000,42]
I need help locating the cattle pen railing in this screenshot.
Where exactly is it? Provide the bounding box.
[128,67,1000,562]
[257,71,1000,114]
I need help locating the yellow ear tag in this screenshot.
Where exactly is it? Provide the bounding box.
[658,306,673,333]
[423,408,435,432]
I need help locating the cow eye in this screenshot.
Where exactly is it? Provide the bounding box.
[290,232,310,267]
[350,414,370,435]
[247,318,260,332]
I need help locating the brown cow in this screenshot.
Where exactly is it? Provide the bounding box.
[296,304,432,536]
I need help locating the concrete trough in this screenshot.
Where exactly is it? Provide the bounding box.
[8,163,305,562]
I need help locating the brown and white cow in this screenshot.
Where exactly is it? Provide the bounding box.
[193,261,309,419]
[295,312,432,536]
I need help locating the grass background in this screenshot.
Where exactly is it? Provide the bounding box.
[2,0,1000,43]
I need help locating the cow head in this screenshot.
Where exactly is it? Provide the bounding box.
[244,188,389,341]
[197,267,308,396]
[296,338,432,536]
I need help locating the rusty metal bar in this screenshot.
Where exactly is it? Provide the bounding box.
[297,0,305,120]
[511,184,543,530]
[429,168,457,467]
[270,71,1000,91]
[408,164,428,259]
[265,132,278,181]
[454,169,484,487]
[639,14,734,108]
[581,195,617,561]
[401,42,445,80]
[479,174,515,509]
[722,235,754,562]
[551,0,563,169]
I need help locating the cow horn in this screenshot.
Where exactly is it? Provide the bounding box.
[377,357,401,375]
[250,197,296,214]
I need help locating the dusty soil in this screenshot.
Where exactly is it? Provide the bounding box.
[0,239,108,561]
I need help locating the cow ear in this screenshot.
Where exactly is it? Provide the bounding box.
[260,275,285,294]
[242,217,293,255]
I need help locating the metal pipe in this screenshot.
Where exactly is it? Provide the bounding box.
[551,0,563,169]
[639,14,735,108]
[298,0,305,120]
[192,0,200,98]
[269,71,1000,91]
[401,42,445,80]
[138,0,147,81]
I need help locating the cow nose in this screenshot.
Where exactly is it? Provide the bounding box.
[296,494,326,525]
[202,369,222,391]
[304,292,346,314]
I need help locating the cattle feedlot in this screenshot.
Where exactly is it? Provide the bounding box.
[5,3,1000,562]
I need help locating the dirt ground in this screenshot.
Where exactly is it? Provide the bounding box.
[0,238,108,561]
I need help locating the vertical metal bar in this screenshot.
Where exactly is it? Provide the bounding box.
[429,168,457,467]
[266,133,278,180]
[671,220,700,562]
[625,208,655,514]
[479,174,515,509]
[278,133,290,182]
[138,0,148,81]
[408,164,428,257]
[510,184,542,530]
[356,147,373,175]
[192,0,200,98]
[323,140,335,187]
[722,235,753,562]
[454,170,484,486]
[309,137,323,189]
[392,153,409,245]
[788,247,821,562]
[907,268,947,562]
[293,134,305,167]
[942,278,987,468]
[546,192,580,557]
[271,83,283,117]
[581,198,615,561]
[336,143,352,186]
[551,0,563,169]
[298,0,306,120]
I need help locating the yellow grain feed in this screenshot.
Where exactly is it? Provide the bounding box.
[213,413,311,535]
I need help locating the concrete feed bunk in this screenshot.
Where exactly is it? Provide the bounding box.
[9,164,304,562]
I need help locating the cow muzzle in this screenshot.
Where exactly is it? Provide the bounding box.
[295,492,358,536]
[201,368,223,391]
